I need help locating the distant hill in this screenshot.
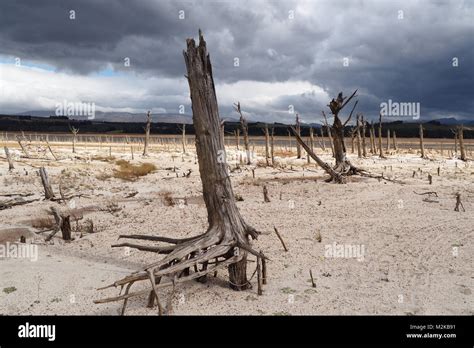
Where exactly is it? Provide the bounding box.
[16,110,194,124]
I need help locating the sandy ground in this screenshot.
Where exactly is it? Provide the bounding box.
[0,140,473,315]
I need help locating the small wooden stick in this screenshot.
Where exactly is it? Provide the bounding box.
[261,252,267,285]
[309,269,316,288]
[257,256,263,296]
[273,226,288,252]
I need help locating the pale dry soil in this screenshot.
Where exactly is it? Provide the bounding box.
[0,142,473,315]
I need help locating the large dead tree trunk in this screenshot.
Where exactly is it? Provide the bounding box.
[393,130,397,151]
[295,114,301,159]
[95,31,264,314]
[143,111,151,156]
[370,122,376,154]
[4,146,14,171]
[419,123,425,158]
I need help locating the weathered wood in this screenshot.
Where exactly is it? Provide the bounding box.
[419,123,425,158]
[4,146,14,170]
[16,136,30,158]
[39,167,55,200]
[378,114,384,158]
[235,102,251,165]
[392,130,397,151]
[270,127,275,167]
[361,115,367,157]
[264,124,270,166]
[263,185,270,203]
[273,227,288,252]
[45,140,58,161]
[308,127,314,164]
[356,114,362,158]
[295,114,302,159]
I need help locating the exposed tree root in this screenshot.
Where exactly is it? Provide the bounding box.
[95,227,266,314]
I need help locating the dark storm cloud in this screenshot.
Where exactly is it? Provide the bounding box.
[0,0,473,122]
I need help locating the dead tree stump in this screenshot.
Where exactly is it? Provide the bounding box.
[4,146,14,171]
[39,167,55,200]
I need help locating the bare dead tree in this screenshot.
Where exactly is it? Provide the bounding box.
[378,113,385,158]
[235,129,240,150]
[361,115,367,157]
[356,114,362,158]
[234,102,251,165]
[39,167,55,200]
[270,127,275,166]
[386,129,391,153]
[95,31,265,313]
[45,140,58,161]
[4,147,14,171]
[16,135,30,158]
[370,121,376,154]
[392,130,397,151]
[264,124,270,166]
[308,127,314,164]
[143,111,151,156]
[419,123,425,158]
[69,125,79,153]
[320,126,326,150]
[177,124,187,154]
[295,113,302,159]
[322,111,335,156]
[452,126,467,161]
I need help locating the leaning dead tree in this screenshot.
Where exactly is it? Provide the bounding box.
[234,102,251,165]
[143,111,151,156]
[69,125,79,153]
[95,31,265,314]
[39,167,55,200]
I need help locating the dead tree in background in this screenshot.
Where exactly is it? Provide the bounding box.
[69,125,79,153]
[96,31,265,313]
[235,102,251,165]
[4,147,14,171]
[419,123,425,158]
[308,127,314,164]
[386,129,391,152]
[356,114,362,158]
[143,111,151,156]
[16,135,30,158]
[392,130,397,151]
[291,91,370,183]
[235,129,240,150]
[270,127,275,166]
[264,124,270,166]
[322,111,335,156]
[378,113,385,158]
[178,124,187,154]
[361,115,367,157]
[295,113,302,159]
[452,126,467,161]
[370,122,376,154]
[320,127,326,150]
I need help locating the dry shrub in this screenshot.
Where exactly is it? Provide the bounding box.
[113,160,157,181]
[159,191,175,206]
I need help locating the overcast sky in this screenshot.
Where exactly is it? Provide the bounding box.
[0,0,473,124]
